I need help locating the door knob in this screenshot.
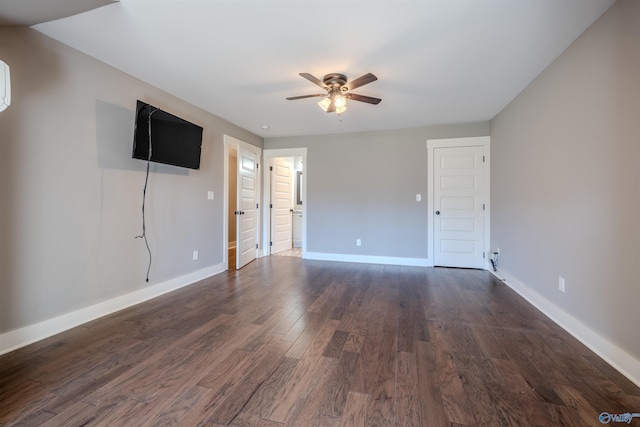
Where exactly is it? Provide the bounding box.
[435,210,440,215]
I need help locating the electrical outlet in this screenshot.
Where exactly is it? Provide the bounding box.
[558,277,565,293]
[356,239,361,247]
[193,250,199,261]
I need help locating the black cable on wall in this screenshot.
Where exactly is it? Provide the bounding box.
[134,107,157,282]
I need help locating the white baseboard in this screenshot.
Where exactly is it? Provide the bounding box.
[491,268,640,388]
[304,251,430,267]
[0,263,226,356]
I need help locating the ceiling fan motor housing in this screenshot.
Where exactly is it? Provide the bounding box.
[323,73,347,89]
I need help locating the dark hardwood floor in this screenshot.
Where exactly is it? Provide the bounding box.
[1,257,639,426]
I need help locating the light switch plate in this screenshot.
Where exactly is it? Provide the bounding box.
[416,194,422,202]
[207,191,214,200]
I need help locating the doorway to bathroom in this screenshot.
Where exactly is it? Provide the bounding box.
[262,148,307,258]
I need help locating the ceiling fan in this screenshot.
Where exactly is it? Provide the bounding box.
[286,72,381,114]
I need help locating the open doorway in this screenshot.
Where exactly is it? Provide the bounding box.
[227,145,238,269]
[263,148,307,258]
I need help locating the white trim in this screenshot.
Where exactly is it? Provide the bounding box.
[263,148,307,258]
[305,252,429,267]
[426,136,490,269]
[0,263,226,356]
[223,135,262,269]
[491,268,640,388]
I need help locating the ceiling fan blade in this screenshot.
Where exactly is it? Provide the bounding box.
[299,73,327,89]
[286,94,326,100]
[346,93,382,105]
[345,73,377,91]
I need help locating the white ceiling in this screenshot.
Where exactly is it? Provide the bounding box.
[25,0,615,138]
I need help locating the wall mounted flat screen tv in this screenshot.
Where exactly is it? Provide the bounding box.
[132,100,203,169]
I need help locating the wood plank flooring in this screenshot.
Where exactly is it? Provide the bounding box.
[1,257,639,426]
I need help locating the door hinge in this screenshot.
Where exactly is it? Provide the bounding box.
[270,166,273,171]
[256,203,259,209]
[483,252,486,259]
[256,243,258,249]
[483,203,485,211]
[257,163,259,169]
[270,203,273,209]
[269,241,273,246]
[483,155,485,162]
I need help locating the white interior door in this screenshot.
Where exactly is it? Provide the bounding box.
[433,145,485,268]
[270,158,293,254]
[236,147,258,269]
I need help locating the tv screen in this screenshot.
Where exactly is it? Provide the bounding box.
[132,100,203,169]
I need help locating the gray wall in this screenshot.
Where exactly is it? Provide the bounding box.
[265,123,489,259]
[0,28,262,333]
[491,0,640,359]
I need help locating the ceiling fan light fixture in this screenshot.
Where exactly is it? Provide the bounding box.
[318,93,347,114]
[318,96,331,112]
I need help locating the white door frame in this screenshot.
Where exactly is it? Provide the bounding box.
[427,136,490,269]
[263,148,307,258]
[223,135,262,268]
